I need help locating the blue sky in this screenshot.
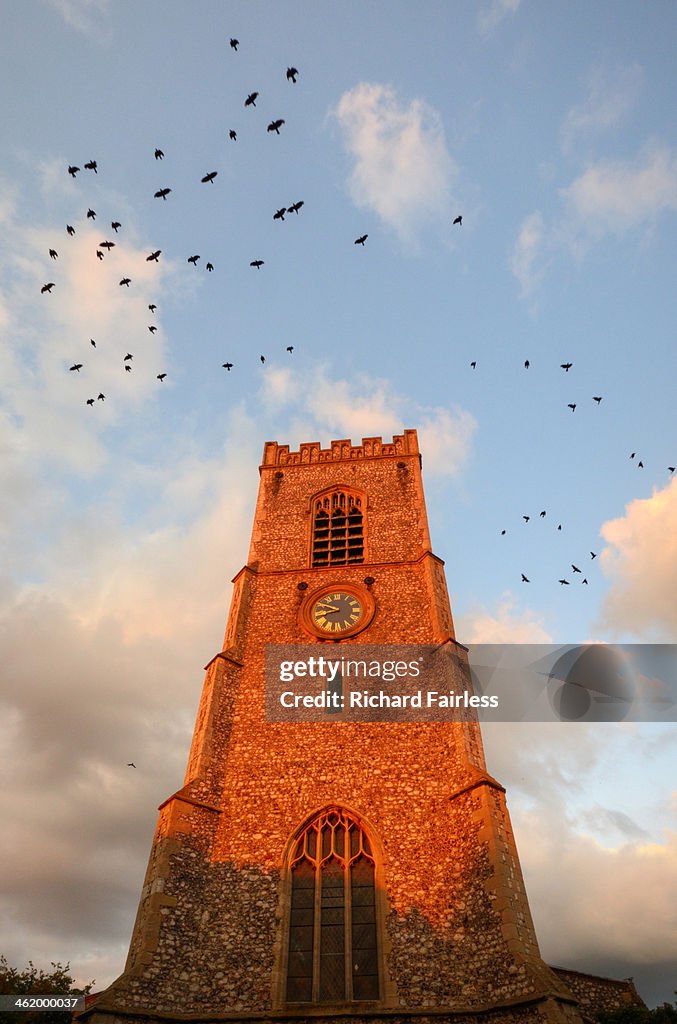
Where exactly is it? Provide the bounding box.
[0,0,675,1008]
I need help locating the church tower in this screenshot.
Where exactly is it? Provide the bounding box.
[83,430,584,1024]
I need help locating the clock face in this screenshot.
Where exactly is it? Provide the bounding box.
[311,591,363,634]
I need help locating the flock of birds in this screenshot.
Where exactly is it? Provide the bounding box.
[477,354,676,587]
[41,62,312,392]
[35,35,672,600]
[483,360,676,585]
[40,49,465,400]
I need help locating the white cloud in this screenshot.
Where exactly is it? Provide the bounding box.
[0,177,181,488]
[518,812,677,966]
[261,366,476,478]
[561,143,677,236]
[510,210,545,297]
[334,83,458,243]
[457,594,552,643]
[560,63,643,154]
[512,143,677,297]
[44,0,111,40]
[417,409,478,478]
[477,0,521,34]
[597,478,677,639]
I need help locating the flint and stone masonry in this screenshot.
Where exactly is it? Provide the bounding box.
[81,431,643,1024]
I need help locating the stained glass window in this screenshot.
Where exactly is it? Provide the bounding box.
[286,809,379,1004]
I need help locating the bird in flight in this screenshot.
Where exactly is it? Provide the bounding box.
[222,362,233,371]
[245,92,259,107]
[453,215,462,226]
[100,240,115,250]
[561,362,573,371]
[201,171,218,183]
[188,254,200,265]
[287,67,299,83]
[49,248,58,259]
[206,262,214,272]
[96,250,104,260]
[522,515,530,523]
[90,339,96,347]
[68,165,79,178]
[501,529,506,535]
[558,579,570,585]
[127,762,136,768]
[524,359,530,368]
[154,148,164,160]
[568,403,576,412]
[41,282,55,293]
[124,353,133,361]
[288,200,304,214]
[557,524,562,531]
[229,130,237,141]
[540,510,546,517]
[125,365,132,372]
[154,188,171,200]
[572,564,581,573]
[66,224,75,236]
[230,37,239,50]
[84,160,97,173]
[592,396,603,404]
[148,325,157,333]
[267,119,285,134]
[260,355,266,364]
[146,250,161,262]
[470,361,477,369]
[582,578,588,585]
[119,277,131,286]
[354,234,368,245]
[111,221,121,232]
[87,208,96,220]
[273,207,286,221]
[638,460,644,468]
[157,373,167,381]
[97,393,105,401]
[250,260,264,269]
[521,574,529,583]
[590,551,597,559]
[149,303,157,311]
[69,363,82,372]
[286,346,294,353]
[86,398,95,407]
[669,466,676,474]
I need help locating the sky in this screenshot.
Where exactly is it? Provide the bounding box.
[0,0,676,1009]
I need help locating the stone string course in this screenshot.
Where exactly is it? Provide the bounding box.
[81,434,643,1024]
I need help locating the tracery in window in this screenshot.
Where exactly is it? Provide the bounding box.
[286,808,379,1004]
[311,490,364,568]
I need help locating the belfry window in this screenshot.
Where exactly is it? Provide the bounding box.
[311,491,364,567]
[286,808,379,1004]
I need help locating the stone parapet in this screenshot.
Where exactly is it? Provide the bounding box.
[261,433,420,469]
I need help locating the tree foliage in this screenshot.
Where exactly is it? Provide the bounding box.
[0,955,94,1024]
[598,1001,677,1024]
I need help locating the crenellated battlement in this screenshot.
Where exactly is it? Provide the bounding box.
[261,429,420,468]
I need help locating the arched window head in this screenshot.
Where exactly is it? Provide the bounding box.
[311,489,364,568]
[286,808,379,1004]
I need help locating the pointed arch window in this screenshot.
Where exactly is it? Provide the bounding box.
[311,490,364,568]
[286,808,379,1004]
